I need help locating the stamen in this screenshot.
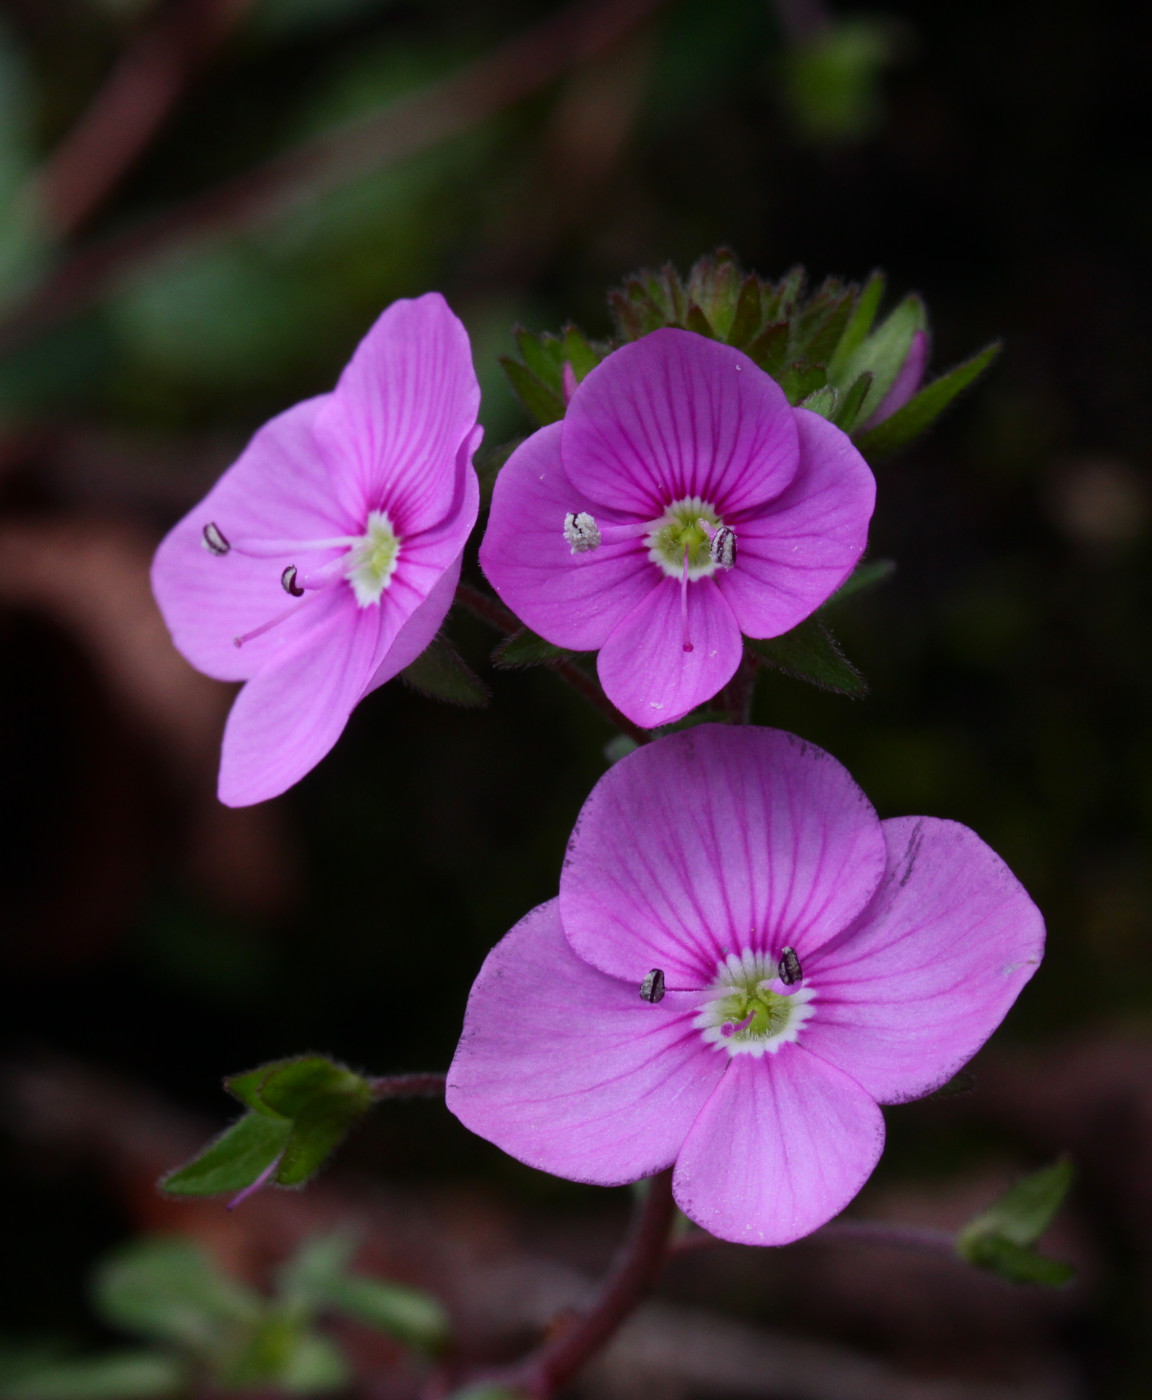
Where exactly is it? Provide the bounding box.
[281,565,304,597]
[564,511,602,553]
[721,1011,756,1038]
[639,968,666,1003]
[202,522,230,556]
[779,947,803,986]
[680,545,693,652]
[233,598,311,648]
[226,534,363,559]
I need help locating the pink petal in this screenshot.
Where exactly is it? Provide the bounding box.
[217,592,387,806]
[718,409,876,639]
[596,577,743,728]
[151,397,352,682]
[563,331,800,518]
[861,328,930,430]
[362,549,463,695]
[800,817,1046,1104]
[560,726,887,989]
[446,900,725,1185]
[315,293,480,536]
[673,1046,885,1245]
[479,423,657,651]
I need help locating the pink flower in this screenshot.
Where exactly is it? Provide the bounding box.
[479,330,875,728]
[447,725,1044,1246]
[152,293,481,806]
[861,326,930,429]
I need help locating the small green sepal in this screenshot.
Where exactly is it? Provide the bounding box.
[745,619,867,696]
[491,627,586,670]
[854,341,1002,457]
[956,1157,1075,1287]
[401,637,491,708]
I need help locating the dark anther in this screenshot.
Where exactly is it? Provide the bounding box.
[639,968,666,1003]
[709,525,736,569]
[779,947,802,986]
[281,564,304,597]
[202,522,231,556]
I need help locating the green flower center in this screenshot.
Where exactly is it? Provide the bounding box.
[645,496,723,580]
[694,949,816,1058]
[345,510,401,606]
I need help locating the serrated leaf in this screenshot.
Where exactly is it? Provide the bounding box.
[824,557,895,605]
[727,275,762,346]
[763,265,806,321]
[687,252,741,339]
[684,303,715,338]
[561,325,603,381]
[827,270,885,378]
[799,384,839,418]
[513,327,566,389]
[833,370,874,431]
[93,1238,262,1355]
[401,637,490,708]
[491,627,582,670]
[746,619,867,696]
[161,1113,291,1198]
[779,361,827,404]
[0,1352,188,1400]
[275,1097,363,1187]
[794,282,853,366]
[833,293,926,423]
[960,1158,1074,1250]
[853,342,1001,456]
[960,1235,1074,1287]
[499,358,564,426]
[744,321,789,378]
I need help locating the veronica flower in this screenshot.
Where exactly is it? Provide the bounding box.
[480,330,875,727]
[447,725,1044,1246]
[152,293,481,806]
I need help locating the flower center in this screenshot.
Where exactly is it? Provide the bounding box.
[694,949,815,1058]
[645,497,723,580]
[344,510,401,606]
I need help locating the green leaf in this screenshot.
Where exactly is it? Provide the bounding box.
[220,1314,349,1394]
[93,1238,261,1354]
[687,252,741,339]
[832,293,926,423]
[684,303,716,339]
[824,557,895,606]
[491,627,583,670]
[727,275,763,347]
[827,271,885,378]
[513,327,566,390]
[499,358,564,426]
[832,370,874,432]
[956,1159,1075,1288]
[798,384,839,418]
[746,619,867,696]
[562,325,604,381]
[779,361,827,405]
[959,1237,1074,1288]
[743,321,789,378]
[401,637,490,708]
[603,734,639,765]
[161,1113,291,1198]
[0,1352,187,1400]
[853,342,1002,457]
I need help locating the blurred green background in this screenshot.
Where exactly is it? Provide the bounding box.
[1,0,1150,1395]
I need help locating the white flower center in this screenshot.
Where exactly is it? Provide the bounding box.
[694,949,816,1058]
[645,496,724,580]
[344,510,401,606]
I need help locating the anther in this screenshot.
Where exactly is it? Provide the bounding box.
[564,511,602,553]
[709,525,737,569]
[202,522,230,556]
[639,968,665,1003]
[281,565,304,597]
[779,946,803,986]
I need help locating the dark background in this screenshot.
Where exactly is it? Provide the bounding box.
[1,0,1150,1395]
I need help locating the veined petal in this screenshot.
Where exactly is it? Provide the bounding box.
[596,578,743,729]
[447,900,725,1186]
[480,424,657,651]
[362,550,463,696]
[217,592,388,806]
[151,398,350,682]
[564,331,800,518]
[315,293,480,535]
[559,726,887,988]
[718,409,876,639]
[800,817,1046,1104]
[673,1046,885,1245]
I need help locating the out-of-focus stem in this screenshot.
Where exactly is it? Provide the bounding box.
[367,1072,447,1101]
[454,579,648,745]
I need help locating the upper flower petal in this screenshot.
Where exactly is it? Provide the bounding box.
[800,817,1046,1104]
[480,423,657,650]
[560,726,888,989]
[595,577,743,728]
[717,408,876,639]
[217,592,389,806]
[315,293,480,535]
[672,1045,885,1245]
[151,397,351,682]
[446,900,725,1186]
[563,331,801,518]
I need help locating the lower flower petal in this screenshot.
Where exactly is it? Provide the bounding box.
[672,1045,885,1245]
[800,817,1046,1104]
[447,900,725,1186]
[480,424,656,650]
[217,593,386,806]
[718,408,875,639]
[596,577,743,728]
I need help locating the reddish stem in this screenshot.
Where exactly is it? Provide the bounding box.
[367,1072,447,1101]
